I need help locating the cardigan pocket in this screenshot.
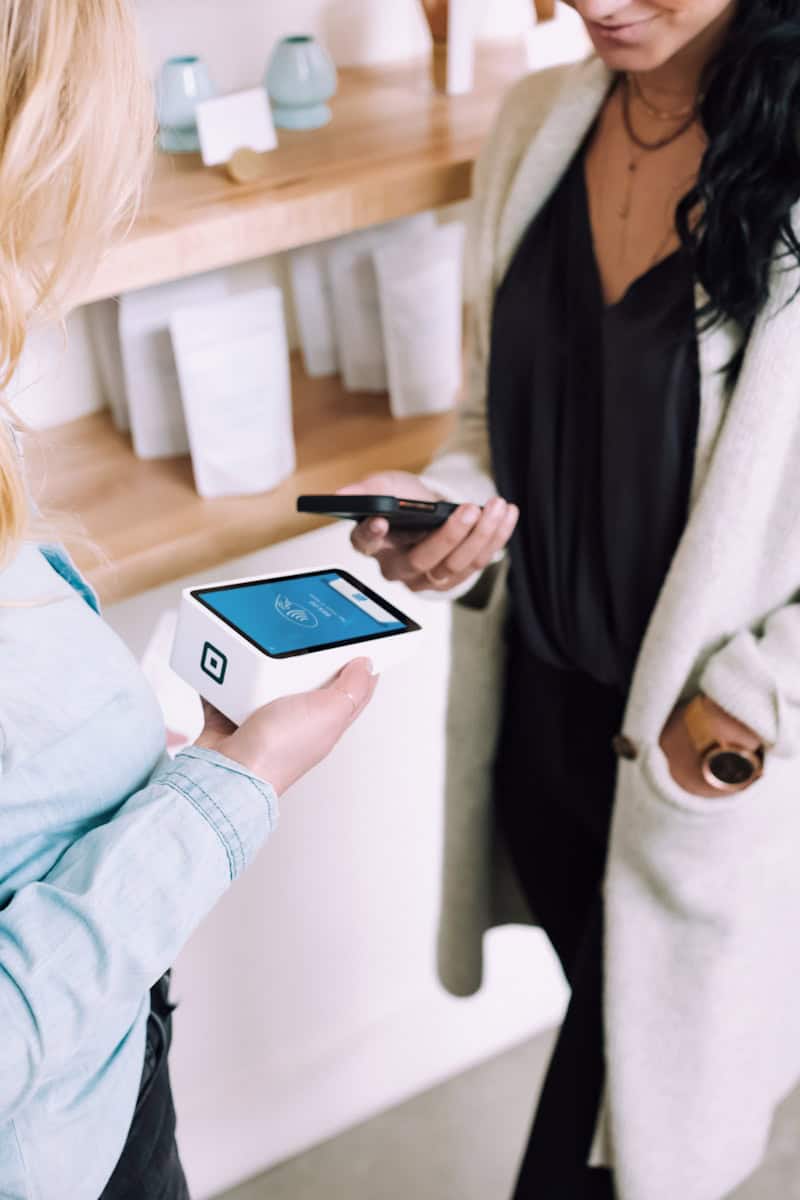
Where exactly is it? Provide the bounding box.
[638,740,768,820]
[616,738,800,923]
[606,742,800,1200]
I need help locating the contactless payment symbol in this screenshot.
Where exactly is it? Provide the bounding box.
[274,593,319,629]
[201,642,228,684]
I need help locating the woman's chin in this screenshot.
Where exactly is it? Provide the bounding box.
[589,41,667,74]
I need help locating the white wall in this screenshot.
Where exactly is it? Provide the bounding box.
[106,523,569,1199]
[134,0,535,84]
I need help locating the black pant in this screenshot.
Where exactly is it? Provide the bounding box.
[493,622,625,1200]
[100,972,190,1200]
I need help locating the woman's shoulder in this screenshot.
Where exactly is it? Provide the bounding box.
[496,60,577,123]
[484,56,603,162]
[472,56,607,212]
[0,542,161,769]
[0,542,117,679]
[0,541,81,604]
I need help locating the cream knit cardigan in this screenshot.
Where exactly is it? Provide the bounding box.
[423,54,800,1200]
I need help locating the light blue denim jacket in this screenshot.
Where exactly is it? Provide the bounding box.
[0,541,279,1200]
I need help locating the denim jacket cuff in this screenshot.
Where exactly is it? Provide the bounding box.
[150,746,279,880]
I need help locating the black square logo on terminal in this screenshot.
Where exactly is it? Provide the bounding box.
[201,642,228,685]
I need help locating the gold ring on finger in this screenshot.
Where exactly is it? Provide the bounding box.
[425,569,450,587]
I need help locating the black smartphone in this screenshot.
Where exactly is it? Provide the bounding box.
[297,494,463,531]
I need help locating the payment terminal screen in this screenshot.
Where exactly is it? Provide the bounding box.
[193,570,416,658]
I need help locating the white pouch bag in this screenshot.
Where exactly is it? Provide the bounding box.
[119,270,230,459]
[373,222,466,419]
[7,314,104,430]
[288,239,339,378]
[169,286,295,499]
[85,299,129,432]
[326,213,437,394]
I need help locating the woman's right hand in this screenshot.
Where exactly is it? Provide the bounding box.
[195,658,378,797]
[338,470,519,594]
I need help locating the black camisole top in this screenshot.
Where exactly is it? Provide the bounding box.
[488,138,701,693]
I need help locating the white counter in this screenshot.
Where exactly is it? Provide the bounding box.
[107,522,567,1199]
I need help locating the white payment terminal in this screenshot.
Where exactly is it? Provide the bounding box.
[170,567,422,725]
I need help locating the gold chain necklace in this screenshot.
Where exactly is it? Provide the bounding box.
[629,72,695,122]
[621,73,699,152]
[616,74,699,269]
[617,74,698,221]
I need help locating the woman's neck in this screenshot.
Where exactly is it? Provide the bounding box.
[631,7,735,105]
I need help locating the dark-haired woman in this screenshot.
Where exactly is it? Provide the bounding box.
[341,1,800,1196]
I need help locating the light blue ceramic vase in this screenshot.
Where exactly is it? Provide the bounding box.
[265,35,338,131]
[157,56,216,153]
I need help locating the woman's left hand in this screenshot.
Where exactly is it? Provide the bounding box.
[659,695,763,798]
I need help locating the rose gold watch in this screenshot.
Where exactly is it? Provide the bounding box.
[683,695,765,794]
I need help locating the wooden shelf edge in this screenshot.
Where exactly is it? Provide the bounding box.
[82,162,476,305]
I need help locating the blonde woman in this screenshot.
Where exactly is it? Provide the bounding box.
[345,0,800,1197]
[0,5,376,1199]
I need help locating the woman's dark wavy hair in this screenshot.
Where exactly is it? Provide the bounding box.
[675,0,800,383]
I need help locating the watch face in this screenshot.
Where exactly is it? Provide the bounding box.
[707,750,757,787]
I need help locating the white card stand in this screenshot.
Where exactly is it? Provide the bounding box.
[169,286,295,499]
[195,88,278,168]
[326,213,437,394]
[170,568,423,726]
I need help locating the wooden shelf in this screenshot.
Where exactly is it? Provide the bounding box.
[30,357,455,605]
[82,41,528,303]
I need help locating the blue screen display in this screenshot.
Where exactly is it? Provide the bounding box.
[195,571,407,657]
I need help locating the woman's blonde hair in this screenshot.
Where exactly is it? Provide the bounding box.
[0,0,155,566]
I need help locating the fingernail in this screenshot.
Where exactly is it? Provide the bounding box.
[460,506,479,526]
[370,519,385,534]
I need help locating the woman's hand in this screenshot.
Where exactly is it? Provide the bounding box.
[195,658,378,797]
[659,695,762,798]
[339,471,519,594]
